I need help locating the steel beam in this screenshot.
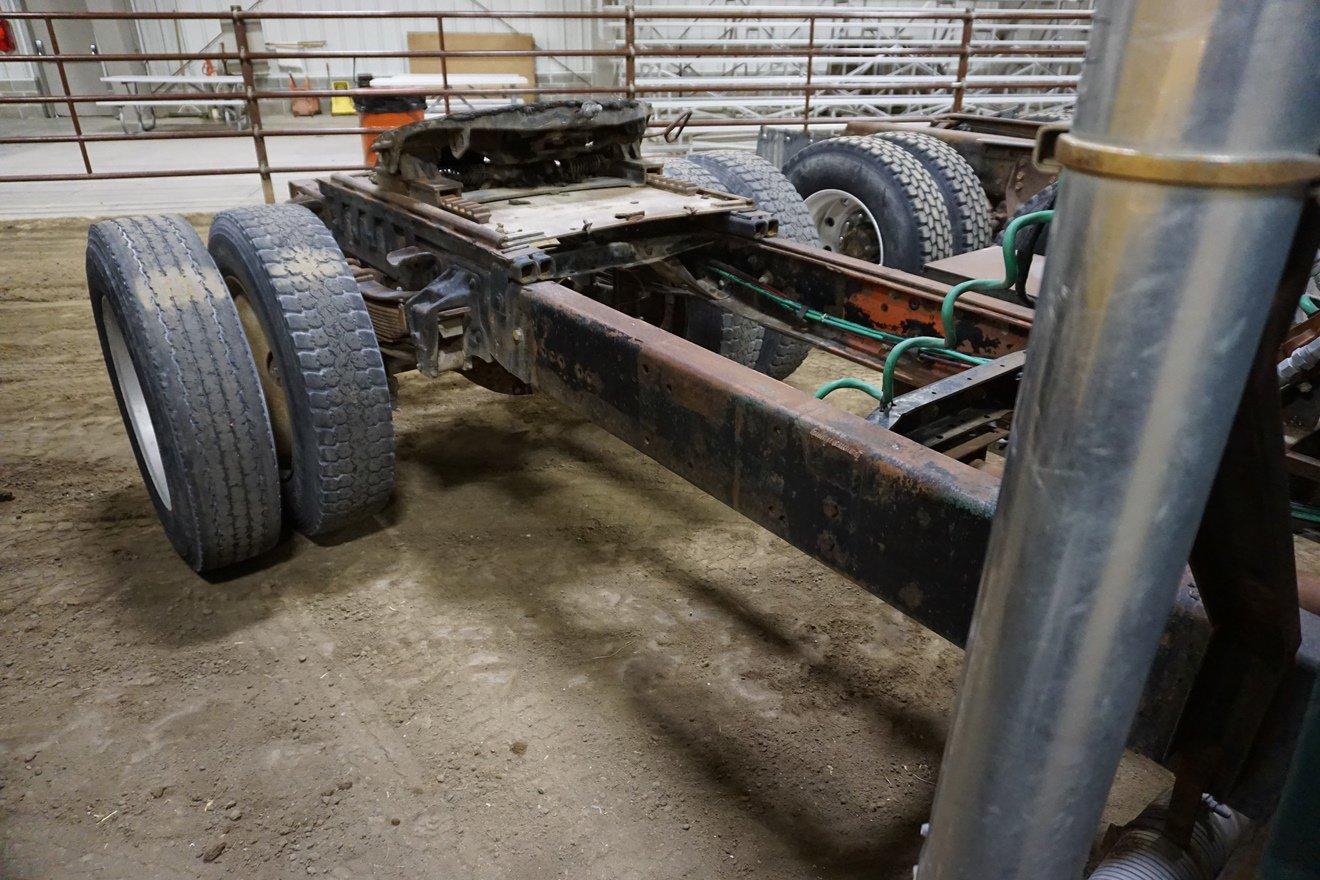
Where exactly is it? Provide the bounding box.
[480,278,1210,764]
[505,279,997,645]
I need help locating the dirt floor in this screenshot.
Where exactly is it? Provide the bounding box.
[1,217,1172,879]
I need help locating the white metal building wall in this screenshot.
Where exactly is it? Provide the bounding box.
[0,0,41,87]
[0,0,1090,116]
[127,0,599,84]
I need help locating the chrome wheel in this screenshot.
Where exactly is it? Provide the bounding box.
[804,188,884,263]
[102,297,171,509]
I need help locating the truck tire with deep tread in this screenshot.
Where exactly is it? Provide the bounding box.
[688,151,820,245]
[784,135,953,272]
[208,204,395,538]
[873,131,993,254]
[660,157,764,370]
[86,214,283,572]
[687,150,817,379]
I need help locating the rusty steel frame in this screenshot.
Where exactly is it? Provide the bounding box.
[288,125,1320,809]
[297,160,1208,766]
[479,269,1208,766]
[464,231,1313,813]
[514,276,999,644]
[0,6,1087,190]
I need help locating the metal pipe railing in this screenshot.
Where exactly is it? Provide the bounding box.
[38,15,92,174]
[1,46,1088,63]
[0,6,1087,193]
[0,8,1093,21]
[0,78,1079,105]
[2,164,370,183]
[915,0,1320,876]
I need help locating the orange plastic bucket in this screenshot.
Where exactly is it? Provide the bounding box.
[359,110,424,165]
[353,74,426,166]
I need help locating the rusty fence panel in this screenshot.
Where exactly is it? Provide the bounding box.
[0,6,1090,196]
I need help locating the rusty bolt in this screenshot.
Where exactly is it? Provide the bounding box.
[823,499,841,520]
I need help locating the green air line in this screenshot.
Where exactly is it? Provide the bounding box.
[710,267,904,346]
[1301,295,1319,317]
[939,209,1054,347]
[1291,501,1320,525]
[708,266,986,366]
[814,377,886,403]
[708,255,1088,409]
[881,336,948,405]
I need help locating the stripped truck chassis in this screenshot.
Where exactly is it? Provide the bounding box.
[280,101,1311,823]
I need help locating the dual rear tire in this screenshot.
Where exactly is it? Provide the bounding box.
[663,151,817,379]
[783,132,993,271]
[87,207,394,573]
[209,205,395,538]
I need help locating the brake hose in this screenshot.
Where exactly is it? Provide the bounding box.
[707,267,989,368]
[707,266,985,407]
[938,210,1054,350]
[871,209,1056,408]
[1292,502,1320,525]
[874,210,1054,409]
[709,212,1053,409]
[813,377,886,404]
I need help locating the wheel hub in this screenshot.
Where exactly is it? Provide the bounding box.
[804,188,884,264]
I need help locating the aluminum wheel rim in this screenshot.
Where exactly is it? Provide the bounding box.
[804,188,884,264]
[102,297,171,510]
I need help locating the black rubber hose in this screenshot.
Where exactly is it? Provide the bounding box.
[997,182,1058,305]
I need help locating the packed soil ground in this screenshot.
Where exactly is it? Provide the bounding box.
[1,216,1173,879]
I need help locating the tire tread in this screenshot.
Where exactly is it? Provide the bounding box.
[87,214,281,570]
[874,131,993,253]
[785,135,954,266]
[687,151,817,378]
[661,158,764,369]
[209,204,395,536]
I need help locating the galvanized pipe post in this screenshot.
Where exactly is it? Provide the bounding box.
[916,0,1320,877]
